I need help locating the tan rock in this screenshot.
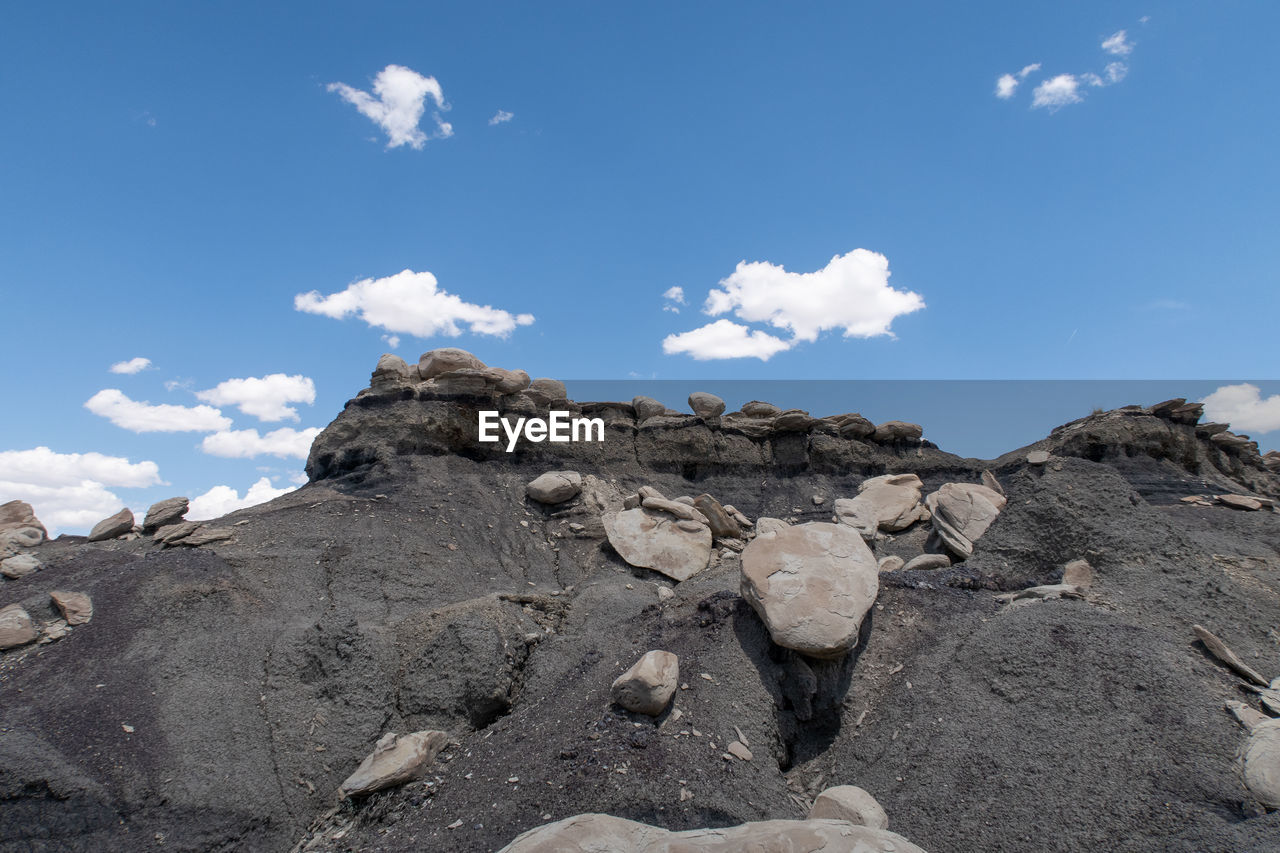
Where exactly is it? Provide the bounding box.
[834,474,926,538]
[903,553,950,571]
[603,508,712,582]
[726,741,753,761]
[1026,450,1050,465]
[527,471,583,504]
[981,469,1004,496]
[872,421,923,442]
[1,553,41,579]
[1242,717,1280,808]
[1218,494,1263,511]
[808,785,889,830]
[741,401,780,418]
[88,508,134,542]
[692,495,739,539]
[925,483,1007,559]
[143,497,189,531]
[610,650,679,716]
[740,522,879,659]
[155,521,200,545]
[688,392,725,419]
[878,555,905,572]
[529,377,567,399]
[1062,559,1094,589]
[0,500,47,540]
[180,527,234,547]
[641,496,708,524]
[339,730,449,798]
[50,590,92,625]
[0,604,38,650]
[418,347,485,380]
[371,353,413,387]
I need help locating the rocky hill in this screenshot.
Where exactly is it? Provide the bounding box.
[3,348,1280,853]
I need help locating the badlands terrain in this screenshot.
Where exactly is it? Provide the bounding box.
[3,348,1280,852]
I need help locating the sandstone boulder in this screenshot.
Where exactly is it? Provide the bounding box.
[527,471,583,504]
[0,500,46,540]
[496,813,927,853]
[603,508,712,582]
[688,391,725,419]
[878,555,904,572]
[740,522,879,659]
[483,367,531,394]
[610,650,679,716]
[981,469,1004,496]
[692,494,740,539]
[418,348,485,380]
[836,414,876,440]
[631,396,666,422]
[1,554,41,579]
[1244,718,1280,809]
[0,604,38,650]
[903,553,950,571]
[371,353,413,387]
[1,527,44,555]
[88,508,134,542]
[741,400,780,418]
[1218,494,1264,511]
[1026,450,1050,465]
[180,527,234,547]
[834,474,927,538]
[873,421,923,442]
[339,730,449,798]
[529,378,567,399]
[808,785,889,830]
[926,483,1007,559]
[50,590,92,625]
[143,497,189,531]
[1062,559,1094,589]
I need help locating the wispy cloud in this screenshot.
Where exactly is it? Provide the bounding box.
[295,269,534,339]
[196,374,316,422]
[85,389,231,433]
[995,63,1041,99]
[1201,383,1280,434]
[1102,30,1134,56]
[329,64,452,149]
[998,29,1135,111]
[488,109,514,125]
[662,285,686,313]
[109,357,151,375]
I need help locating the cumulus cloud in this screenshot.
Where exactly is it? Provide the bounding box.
[201,427,322,460]
[85,389,232,433]
[196,374,316,422]
[1201,384,1280,434]
[109,357,151,375]
[0,447,163,535]
[662,319,792,361]
[294,269,534,339]
[328,64,452,149]
[188,477,295,521]
[489,109,514,125]
[1032,74,1084,110]
[1102,30,1134,56]
[995,63,1041,99]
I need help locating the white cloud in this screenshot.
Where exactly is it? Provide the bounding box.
[489,110,514,125]
[0,447,164,535]
[1201,384,1280,434]
[85,389,232,433]
[195,374,316,422]
[1032,74,1084,110]
[662,319,793,361]
[382,333,401,349]
[1105,62,1128,83]
[295,269,534,338]
[1102,30,1133,56]
[109,357,151,375]
[188,477,295,521]
[995,63,1041,99]
[201,427,322,460]
[328,64,452,150]
[663,285,686,313]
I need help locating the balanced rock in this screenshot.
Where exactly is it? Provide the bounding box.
[0,500,46,540]
[610,650,679,716]
[740,522,879,659]
[873,421,923,442]
[926,483,1007,559]
[483,367,531,394]
[418,347,485,380]
[338,730,449,798]
[371,353,413,387]
[0,604,38,650]
[834,474,926,538]
[50,590,92,625]
[143,497,189,531]
[603,508,712,582]
[688,391,725,419]
[836,414,876,440]
[496,814,927,853]
[88,508,134,542]
[527,471,583,504]
[808,785,889,830]
[1,554,41,579]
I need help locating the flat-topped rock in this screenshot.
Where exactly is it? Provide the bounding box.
[49,590,92,625]
[143,497,189,531]
[418,347,485,379]
[873,421,923,442]
[808,785,889,830]
[603,508,712,582]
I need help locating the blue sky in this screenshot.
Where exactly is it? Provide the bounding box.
[2,2,1278,532]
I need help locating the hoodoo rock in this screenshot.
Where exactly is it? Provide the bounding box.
[87,508,134,542]
[603,508,712,582]
[740,522,879,659]
[834,473,927,538]
[526,471,583,504]
[338,730,450,798]
[610,650,679,716]
[688,391,726,419]
[925,482,1007,559]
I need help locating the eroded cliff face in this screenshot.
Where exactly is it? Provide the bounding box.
[3,352,1279,853]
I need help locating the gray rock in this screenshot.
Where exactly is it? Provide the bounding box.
[981,469,1004,496]
[88,508,134,542]
[1062,559,1094,589]
[925,483,1007,559]
[878,555,904,572]
[180,527,234,547]
[610,650,679,716]
[772,410,813,432]
[371,353,413,387]
[903,553,951,571]
[631,396,666,422]
[692,494,740,539]
[527,471,583,504]
[155,521,200,545]
[49,590,92,625]
[1026,450,1050,465]
[1,553,41,579]
[688,392,726,419]
[528,378,567,399]
[740,522,879,659]
[808,784,889,830]
[0,500,47,540]
[338,730,449,798]
[143,497,189,531]
[740,400,780,418]
[834,474,927,538]
[483,367,531,394]
[418,347,485,380]
[603,508,712,582]
[0,603,38,650]
[1,527,44,554]
[836,414,876,440]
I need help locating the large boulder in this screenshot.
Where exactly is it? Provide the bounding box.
[526,471,583,504]
[528,377,567,399]
[632,396,666,422]
[925,483,1007,559]
[338,730,449,798]
[0,500,46,540]
[371,353,414,387]
[1243,718,1280,809]
[418,348,485,380]
[834,474,927,538]
[0,603,38,650]
[88,508,134,542]
[143,497,189,532]
[740,522,879,659]
[610,650,679,716]
[496,814,927,853]
[688,391,726,419]
[808,785,889,830]
[603,508,712,582]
